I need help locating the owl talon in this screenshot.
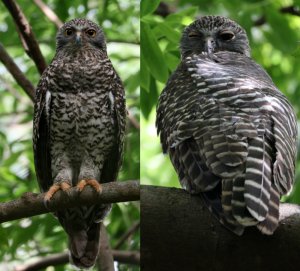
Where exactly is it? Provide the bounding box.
[44,181,72,207]
[77,179,102,193]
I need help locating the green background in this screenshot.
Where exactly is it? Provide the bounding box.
[0,0,139,270]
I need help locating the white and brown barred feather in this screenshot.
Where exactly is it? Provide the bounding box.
[157,47,297,235]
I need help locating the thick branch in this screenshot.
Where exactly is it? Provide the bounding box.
[2,0,47,74]
[0,43,35,101]
[14,250,140,271]
[0,180,139,223]
[141,185,300,271]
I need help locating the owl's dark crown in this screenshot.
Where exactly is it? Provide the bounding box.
[56,18,106,52]
[180,16,250,58]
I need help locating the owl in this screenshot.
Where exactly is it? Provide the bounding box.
[33,18,126,268]
[156,16,297,235]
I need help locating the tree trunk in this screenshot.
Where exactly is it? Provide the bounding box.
[141,185,300,271]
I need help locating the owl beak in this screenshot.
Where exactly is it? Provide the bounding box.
[205,37,215,54]
[75,32,82,45]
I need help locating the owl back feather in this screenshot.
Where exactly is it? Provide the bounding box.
[157,45,297,235]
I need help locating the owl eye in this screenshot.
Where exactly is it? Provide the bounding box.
[86,29,96,37]
[64,28,73,36]
[219,31,235,41]
[188,31,200,38]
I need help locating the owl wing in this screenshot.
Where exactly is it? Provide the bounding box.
[100,70,126,183]
[33,69,52,192]
[157,52,297,234]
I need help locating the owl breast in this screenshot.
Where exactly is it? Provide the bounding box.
[48,57,116,184]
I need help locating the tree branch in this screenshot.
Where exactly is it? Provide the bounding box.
[14,250,140,271]
[0,43,35,101]
[141,185,300,271]
[98,224,115,271]
[111,250,140,265]
[33,0,63,28]
[114,221,140,249]
[0,180,139,223]
[2,0,48,74]
[127,111,140,130]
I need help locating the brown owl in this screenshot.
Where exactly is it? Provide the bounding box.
[33,18,126,268]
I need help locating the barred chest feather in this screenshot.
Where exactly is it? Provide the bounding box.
[46,51,116,173]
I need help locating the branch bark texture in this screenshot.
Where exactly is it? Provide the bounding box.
[0,43,35,101]
[141,185,300,271]
[2,0,47,74]
[0,180,139,223]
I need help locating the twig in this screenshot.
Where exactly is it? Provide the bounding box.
[2,0,47,74]
[33,0,63,28]
[0,43,35,101]
[280,5,300,16]
[14,252,68,271]
[127,111,140,130]
[114,221,140,249]
[0,180,139,223]
[14,250,140,271]
[98,224,115,271]
[111,250,140,265]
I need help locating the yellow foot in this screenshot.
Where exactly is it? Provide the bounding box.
[44,181,72,202]
[76,179,103,193]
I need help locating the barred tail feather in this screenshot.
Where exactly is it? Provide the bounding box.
[231,175,257,225]
[257,184,280,235]
[244,137,271,221]
[201,184,245,236]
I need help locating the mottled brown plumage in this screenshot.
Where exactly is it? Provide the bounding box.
[156,16,297,235]
[33,18,126,268]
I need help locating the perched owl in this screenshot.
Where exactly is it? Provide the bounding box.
[33,18,126,268]
[156,16,297,235]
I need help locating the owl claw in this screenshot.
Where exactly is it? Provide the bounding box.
[44,181,72,207]
[76,179,102,193]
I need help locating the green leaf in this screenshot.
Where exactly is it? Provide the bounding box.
[141,0,161,17]
[141,57,150,90]
[266,9,298,53]
[154,22,181,44]
[141,21,169,83]
[164,52,180,71]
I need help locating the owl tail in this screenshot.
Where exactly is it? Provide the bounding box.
[68,222,101,269]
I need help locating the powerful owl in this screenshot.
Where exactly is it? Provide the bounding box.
[33,18,126,268]
[156,16,297,235]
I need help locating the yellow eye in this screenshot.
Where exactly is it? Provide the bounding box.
[64,28,73,36]
[86,29,96,37]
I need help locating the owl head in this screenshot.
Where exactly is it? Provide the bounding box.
[180,16,250,58]
[56,18,106,51]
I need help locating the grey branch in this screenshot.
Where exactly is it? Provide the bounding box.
[98,224,115,271]
[0,180,139,223]
[14,250,140,271]
[0,43,35,101]
[141,185,300,271]
[2,0,47,74]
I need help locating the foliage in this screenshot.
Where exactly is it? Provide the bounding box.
[0,0,139,270]
[140,0,300,206]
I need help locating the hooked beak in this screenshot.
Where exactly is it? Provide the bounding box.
[204,37,215,54]
[75,32,82,45]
